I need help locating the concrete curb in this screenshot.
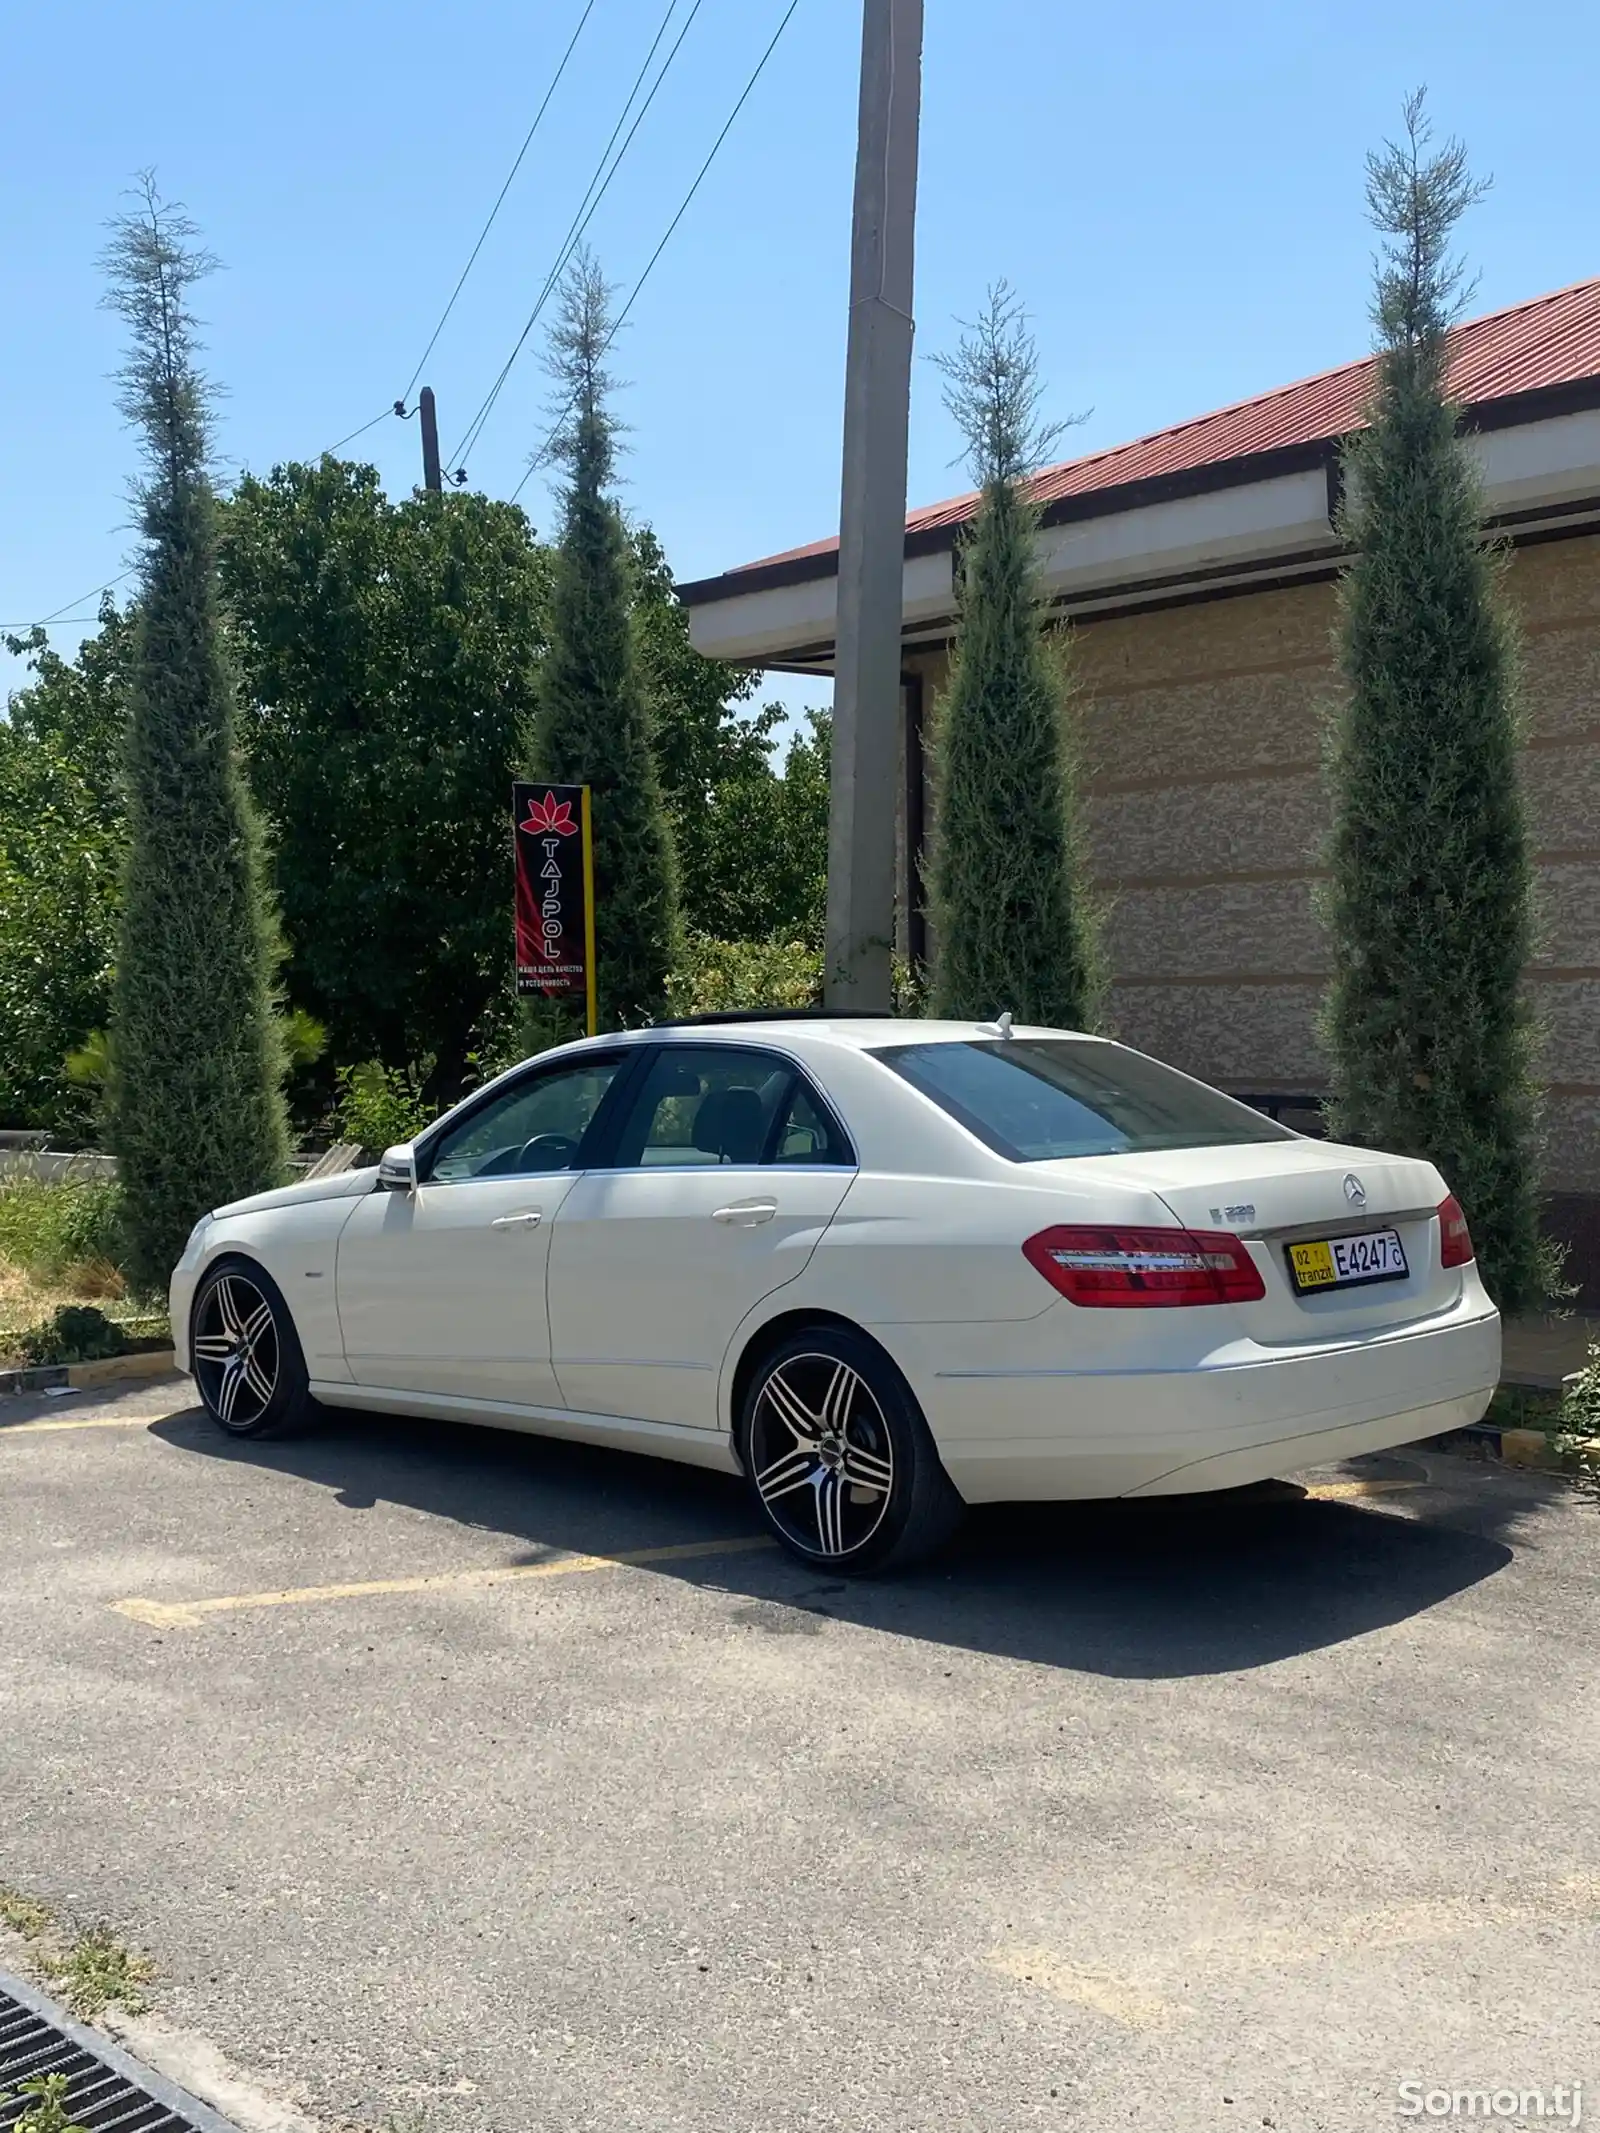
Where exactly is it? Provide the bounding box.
[0,1961,248,2133]
[0,1349,176,1398]
[67,1348,177,1389]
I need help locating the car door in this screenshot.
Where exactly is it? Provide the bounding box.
[335,1051,629,1407]
[546,1044,857,1429]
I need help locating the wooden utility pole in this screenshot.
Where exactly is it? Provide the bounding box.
[418,385,443,493]
[823,0,923,1012]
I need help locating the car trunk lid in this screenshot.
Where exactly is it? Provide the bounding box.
[1029,1139,1454,1339]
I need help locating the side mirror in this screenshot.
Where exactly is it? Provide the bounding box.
[378,1143,418,1193]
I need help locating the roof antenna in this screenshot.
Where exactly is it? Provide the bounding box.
[978,1009,1015,1040]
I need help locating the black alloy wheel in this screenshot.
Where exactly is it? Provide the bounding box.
[740,1326,964,1574]
[191,1260,316,1439]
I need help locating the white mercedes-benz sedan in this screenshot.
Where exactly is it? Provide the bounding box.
[170,1016,1500,1572]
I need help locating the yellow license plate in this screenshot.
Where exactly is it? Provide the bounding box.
[1289,1240,1338,1288]
[1288,1230,1408,1293]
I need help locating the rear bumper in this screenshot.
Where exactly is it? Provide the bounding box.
[886,1296,1500,1504]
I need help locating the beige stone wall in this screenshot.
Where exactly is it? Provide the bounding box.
[909,533,1600,1191]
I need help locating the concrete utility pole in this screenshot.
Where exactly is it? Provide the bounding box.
[418,385,443,493]
[823,0,923,1012]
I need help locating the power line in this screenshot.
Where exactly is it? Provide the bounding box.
[448,0,695,469]
[322,406,396,454]
[400,0,601,406]
[2,568,139,636]
[11,403,403,635]
[510,0,802,508]
[448,0,707,473]
[11,0,788,641]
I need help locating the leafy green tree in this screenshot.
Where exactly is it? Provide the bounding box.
[1322,94,1546,1308]
[0,603,131,1132]
[528,256,679,1028]
[101,177,288,1289]
[222,458,550,1098]
[927,284,1100,1027]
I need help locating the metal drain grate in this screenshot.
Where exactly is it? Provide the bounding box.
[0,1970,240,2133]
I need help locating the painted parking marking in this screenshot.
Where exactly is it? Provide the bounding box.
[1299,1478,1421,1501]
[987,1947,1173,2029]
[112,1534,777,1629]
[0,1413,169,1437]
[988,1877,1600,2030]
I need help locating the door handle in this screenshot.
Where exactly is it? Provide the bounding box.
[711,1199,778,1226]
[490,1211,543,1230]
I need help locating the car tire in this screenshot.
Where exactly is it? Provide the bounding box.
[190,1257,320,1441]
[738,1325,965,1575]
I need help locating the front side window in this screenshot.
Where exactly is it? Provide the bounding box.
[873,1039,1295,1163]
[426,1058,623,1182]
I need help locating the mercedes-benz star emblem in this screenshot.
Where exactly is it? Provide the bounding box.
[1343,1173,1367,1207]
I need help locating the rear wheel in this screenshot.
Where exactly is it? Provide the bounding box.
[191,1259,318,1440]
[739,1326,964,1574]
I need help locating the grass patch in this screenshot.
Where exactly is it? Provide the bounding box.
[41,1923,153,2020]
[0,1170,125,1282]
[0,1886,54,1939]
[0,1169,142,1364]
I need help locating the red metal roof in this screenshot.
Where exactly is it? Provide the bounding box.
[722,277,1600,581]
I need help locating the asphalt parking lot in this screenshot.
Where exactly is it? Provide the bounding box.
[2,1377,1596,2133]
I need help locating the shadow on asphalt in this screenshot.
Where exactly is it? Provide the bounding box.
[148,1402,1520,1681]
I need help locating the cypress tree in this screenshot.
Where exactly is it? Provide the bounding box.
[528,254,679,1029]
[927,284,1100,1027]
[102,177,287,1291]
[1322,95,1547,1309]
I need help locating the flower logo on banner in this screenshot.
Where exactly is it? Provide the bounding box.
[521,790,579,838]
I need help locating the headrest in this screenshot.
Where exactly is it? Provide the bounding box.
[691,1086,766,1164]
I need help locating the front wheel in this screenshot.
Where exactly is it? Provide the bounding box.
[738,1327,964,1574]
[191,1259,318,1440]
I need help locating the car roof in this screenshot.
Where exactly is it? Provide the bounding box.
[571,1018,1102,1053]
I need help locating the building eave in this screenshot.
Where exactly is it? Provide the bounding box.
[681,374,1600,672]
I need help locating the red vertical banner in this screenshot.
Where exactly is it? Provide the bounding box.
[514,783,593,1020]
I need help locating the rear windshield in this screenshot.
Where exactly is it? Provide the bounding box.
[873,1039,1297,1163]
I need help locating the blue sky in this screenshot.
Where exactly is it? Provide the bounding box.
[4,0,1597,716]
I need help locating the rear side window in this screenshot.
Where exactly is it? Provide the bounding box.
[873,1039,1296,1163]
[771,1082,853,1166]
[608,1045,854,1169]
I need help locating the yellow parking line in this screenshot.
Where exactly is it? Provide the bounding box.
[1300,1479,1422,1501]
[0,1413,162,1437]
[987,1948,1172,2030]
[113,1534,777,1629]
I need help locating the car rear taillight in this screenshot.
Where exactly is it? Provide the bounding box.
[1438,1194,1474,1269]
[1023,1225,1266,1307]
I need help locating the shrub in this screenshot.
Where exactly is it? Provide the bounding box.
[18,1305,129,1365]
[335,1060,434,1156]
[666,936,823,1019]
[1558,1344,1600,1449]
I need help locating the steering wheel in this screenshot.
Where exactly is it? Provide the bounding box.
[518,1132,580,1172]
